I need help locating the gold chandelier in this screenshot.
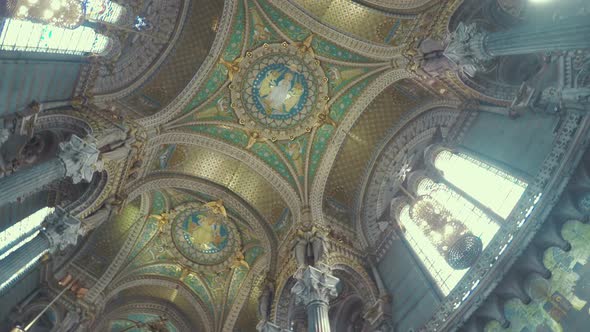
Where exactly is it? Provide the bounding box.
[11,0,85,28]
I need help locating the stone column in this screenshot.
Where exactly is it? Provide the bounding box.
[291,266,339,332]
[444,18,590,76]
[0,209,80,293]
[0,135,100,205]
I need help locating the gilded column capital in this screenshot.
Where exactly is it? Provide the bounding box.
[57,135,101,184]
[291,266,339,306]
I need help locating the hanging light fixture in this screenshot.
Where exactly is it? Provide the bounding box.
[399,180,482,270]
[10,0,85,28]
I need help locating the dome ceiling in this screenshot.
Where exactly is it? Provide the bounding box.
[78,0,465,330]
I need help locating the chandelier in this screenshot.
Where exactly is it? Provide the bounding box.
[11,0,85,29]
[409,195,482,270]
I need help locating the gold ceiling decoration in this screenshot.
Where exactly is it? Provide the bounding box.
[162,201,242,273]
[229,40,329,141]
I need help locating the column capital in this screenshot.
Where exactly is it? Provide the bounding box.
[292,266,339,306]
[444,22,494,77]
[43,208,81,253]
[58,135,101,184]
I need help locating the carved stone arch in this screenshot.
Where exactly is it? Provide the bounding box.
[146,131,302,222]
[356,0,438,13]
[64,170,109,218]
[84,193,152,303]
[329,257,380,305]
[272,275,298,329]
[91,0,190,99]
[310,69,414,235]
[266,0,400,60]
[221,255,269,332]
[35,113,93,138]
[138,0,239,127]
[355,101,462,248]
[123,173,278,275]
[93,297,195,332]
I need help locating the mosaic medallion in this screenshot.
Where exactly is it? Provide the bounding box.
[230,42,329,140]
[168,202,240,271]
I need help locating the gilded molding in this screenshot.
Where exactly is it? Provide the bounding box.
[85,193,151,303]
[146,131,302,223]
[221,258,268,332]
[267,0,400,60]
[122,173,277,275]
[95,291,199,332]
[360,0,437,12]
[355,100,462,248]
[310,68,414,233]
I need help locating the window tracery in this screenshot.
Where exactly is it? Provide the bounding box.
[396,148,527,296]
[0,18,110,55]
[433,150,527,219]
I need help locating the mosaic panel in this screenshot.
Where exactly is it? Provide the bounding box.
[292,0,417,46]
[325,80,421,214]
[165,145,290,224]
[248,3,282,48]
[182,0,246,114]
[184,273,215,314]
[256,0,373,62]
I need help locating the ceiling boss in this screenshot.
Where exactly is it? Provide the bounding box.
[165,201,241,272]
[228,36,330,141]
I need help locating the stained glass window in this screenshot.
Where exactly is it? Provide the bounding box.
[84,0,125,24]
[400,176,502,295]
[0,18,109,55]
[434,150,527,219]
[399,204,466,295]
[0,207,54,261]
[417,178,499,248]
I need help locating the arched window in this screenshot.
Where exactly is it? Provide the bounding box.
[84,0,126,24]
[399,204,467,295]
[0,207,53,292]
[397,150,527,295]
[0,18,110,55]
[434,150,527,219]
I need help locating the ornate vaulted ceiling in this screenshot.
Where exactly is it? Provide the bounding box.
[78,0,467,330]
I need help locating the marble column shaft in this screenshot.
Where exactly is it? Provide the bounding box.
[0,235,50,293]
[0,158,66,206]
[0,135,100,206]
[444,18,590,76]
[306,301,331,332]
[291,266,339,332]
[485,17,590,57]
[0,209,80,293]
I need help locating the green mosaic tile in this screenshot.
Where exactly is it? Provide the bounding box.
[184,273,215,314]
[322,63,371,96]
[247,1,282,49]
[126,217,158,264]
[151,191,167,215]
